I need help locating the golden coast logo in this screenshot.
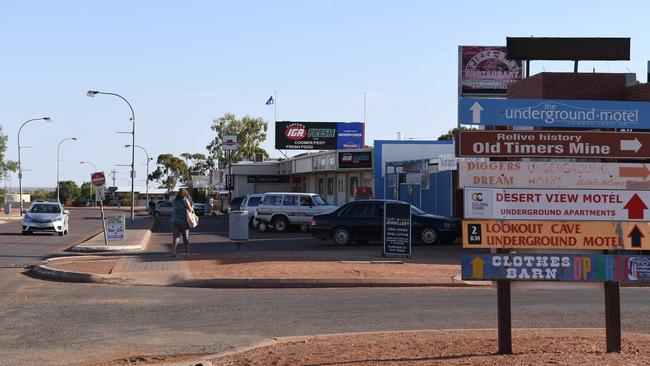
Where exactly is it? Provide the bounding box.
[472,192,483,202]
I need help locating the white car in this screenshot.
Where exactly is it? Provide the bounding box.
[22,201,69,236]
[240,194,265,226]
[253,193,338,233]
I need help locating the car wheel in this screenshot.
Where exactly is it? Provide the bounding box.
[21,231,28,235]
[258,222,268,232]
[273,216,289,233]
[333,226,352,245]
[58,231,64,236]
[420,227,438,245]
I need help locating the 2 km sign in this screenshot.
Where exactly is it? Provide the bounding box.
[465,187,650,221]
[457,131,650,159]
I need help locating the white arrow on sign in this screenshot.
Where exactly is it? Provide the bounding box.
[621,138,642,153]
[469,102,484,124]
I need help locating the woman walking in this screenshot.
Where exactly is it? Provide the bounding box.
[171,188,194,257]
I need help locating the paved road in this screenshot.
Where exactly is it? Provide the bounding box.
[2,268,650,365]
[0,208,127,268]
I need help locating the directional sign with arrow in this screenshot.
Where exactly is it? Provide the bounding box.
[457,131,650,159]
[628,225,645,248]
[469,102,484,124]
[464,187,650,222]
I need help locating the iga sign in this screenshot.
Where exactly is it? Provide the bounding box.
[459,161,650,190]
[459,46,523,96]
[462,220,650,250]
[275,122,364,150]
[457,130,650,159]
[464,187,650,221]
[462,254,650,283]
[338,151,372,169]
[458,98,650,128]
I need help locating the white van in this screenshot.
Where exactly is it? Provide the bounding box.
[240,193,265,226]
[254,192,338,233]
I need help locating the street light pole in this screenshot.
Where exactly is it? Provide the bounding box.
[17,117,52,213]
[125,144,150,204]
[57,137,77,203]
[80,161,97,205]
[87,90,136,222]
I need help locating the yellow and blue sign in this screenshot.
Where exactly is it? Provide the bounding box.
[461,254,650,283]
[458,98,650,128]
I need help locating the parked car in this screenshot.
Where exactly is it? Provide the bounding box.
[192,202,206,215]
[310,199,461,245]
[253,192,338,233]
[153,201,173,217]
[227,196,245,214]
[22,201,69,236]
[240,193,265,226]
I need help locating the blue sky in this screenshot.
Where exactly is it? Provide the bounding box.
[2,1,649,188]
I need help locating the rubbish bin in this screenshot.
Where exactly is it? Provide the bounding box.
[229,210,249,241]
[4,203,10,215]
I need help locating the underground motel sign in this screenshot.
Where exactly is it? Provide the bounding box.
[464,187,650,221]
[458,161,650,190]
[462,220,650,250]
[458,97,650,128]
[457,130,650,159]
[462,254,650,283]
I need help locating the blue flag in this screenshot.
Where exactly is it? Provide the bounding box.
[265,96,274,105]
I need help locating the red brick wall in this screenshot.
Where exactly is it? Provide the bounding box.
[508,72,627,100]
[625,84,650,101]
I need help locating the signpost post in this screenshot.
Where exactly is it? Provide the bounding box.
[382,202,411,257]
[91,172,108,245]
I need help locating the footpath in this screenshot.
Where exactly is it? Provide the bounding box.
[30,216,484,288]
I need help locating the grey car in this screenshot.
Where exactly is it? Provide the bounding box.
[153,201,173,217]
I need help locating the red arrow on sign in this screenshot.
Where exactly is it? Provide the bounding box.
[619,166,650,179]
[624,193,648,219]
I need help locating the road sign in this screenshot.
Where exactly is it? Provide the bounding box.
[458,161,650,190]
[382,202,411,257]
[105,214,125,241]
[222,135,239,150]
[462,254,650,283]
[91,172,106,187]
[95,185,105,201]
[458,97,650,128]
[457,130,650,159]
[464,187,650,221]
[462,220,650,250]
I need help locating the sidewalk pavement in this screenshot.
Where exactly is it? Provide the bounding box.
[32,253,480,288]
[0,211,22,225]
[70,217,154,252]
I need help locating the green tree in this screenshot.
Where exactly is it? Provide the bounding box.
[57,181,80,206]
[120,192,133,207]
[206,113,268,168]
[437,126,476,140]
[76,182,93,205]
[180,153,214,176]
[30,189,51,201]
[148,154,189,193]
[0,125,18,182]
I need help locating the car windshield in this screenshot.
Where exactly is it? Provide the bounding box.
[247,197,261,206]
[410,205,425,215]
[312,195,328,206]
[29,204,61,214]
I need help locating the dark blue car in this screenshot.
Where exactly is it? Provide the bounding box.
[310,199,461,245]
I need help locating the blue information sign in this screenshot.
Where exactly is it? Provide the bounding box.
[336,122,364,149]
[458,98,650,128]
[461,254,650,283]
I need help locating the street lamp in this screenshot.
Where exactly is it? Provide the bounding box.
[56,137,77,203]
[87,90,136,222]
[18,117,52,213]
[80,161,97,205]
[124,144,150,205]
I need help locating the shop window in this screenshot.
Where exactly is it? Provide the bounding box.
[338,178,344,192]
[349,177,359,197]
[327,178,334,195]
[318,178,324,195]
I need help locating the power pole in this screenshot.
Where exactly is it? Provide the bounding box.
[110,169,117,187]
